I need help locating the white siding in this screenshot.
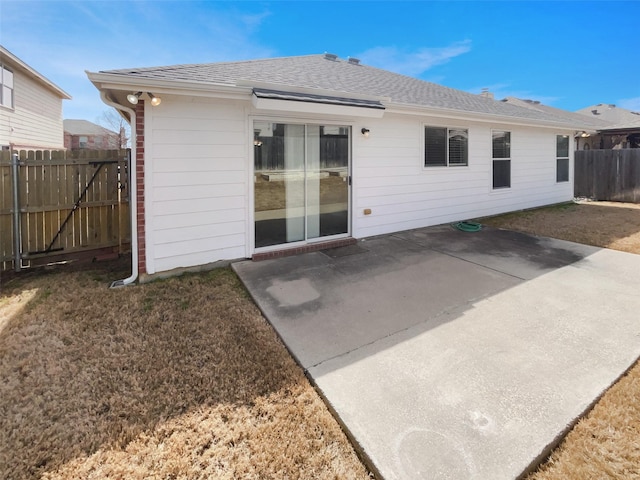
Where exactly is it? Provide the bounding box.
[143,96,574,274]
[351,113,574,238]
[0,68,64,148]
[145,95,248,273]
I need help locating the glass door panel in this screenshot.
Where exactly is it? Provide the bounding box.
[254,122,349,249]
[315,125,349,239]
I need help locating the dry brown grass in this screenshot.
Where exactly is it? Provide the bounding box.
[0,262,370,480]
[482,200,640,480]
[481,200,640,255]
[3,199,639,480]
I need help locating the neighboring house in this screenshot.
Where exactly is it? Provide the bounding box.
[64,119,121,150]
[0,45,71,150]
[501,97,610,150]
[576,104,640,149]
[595,119,640,149]
[87,54,596,281]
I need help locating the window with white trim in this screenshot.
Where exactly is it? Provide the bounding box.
[1,65,14,109]
[492,130,511,189]
[556,135,569,182]
[424,126,468,167]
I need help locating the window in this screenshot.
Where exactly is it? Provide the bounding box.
[492,130,511,189]
[425,126,468,167]
[79,136,88,148]
[556,135,570,182]
[1,65,14,109]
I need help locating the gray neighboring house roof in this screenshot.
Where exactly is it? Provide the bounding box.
[603,119,640,131]
[576,103,640,130]
[502,97,610,130]
[64,119,117,136]
[91,54,592,129]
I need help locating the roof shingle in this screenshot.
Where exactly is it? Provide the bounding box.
[98,54,591,127]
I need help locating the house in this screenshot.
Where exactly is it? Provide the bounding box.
[501,97,610,150]
[64,119,121,150]
[87,54,596,283]
[0,45,71,150]
[596,120,640,149]
[576,104,640,149]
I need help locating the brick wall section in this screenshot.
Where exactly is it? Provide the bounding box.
[135,101,146,275]
[251,237,357,261]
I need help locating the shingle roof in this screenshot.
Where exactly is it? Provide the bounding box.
[99,54,588,127]
[64,119,117,136]
[502,97,609,129]
[599,119,640,131]
[252,87,385,109]
[575,103,640,130]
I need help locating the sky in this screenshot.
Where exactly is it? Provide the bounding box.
[1,0,639,124]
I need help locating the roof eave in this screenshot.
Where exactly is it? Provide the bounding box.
[1,46,71,99]
[86,71,595,131]
[386,102,596,131]
[598,126,640,134]
[86,71,252,100]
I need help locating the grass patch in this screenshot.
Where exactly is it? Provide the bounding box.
[480,200,640,255]
[0,265,370,479]
[3,199,639,480]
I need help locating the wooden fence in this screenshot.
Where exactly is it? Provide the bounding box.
[1,149,130,272]
[575,149,640,203]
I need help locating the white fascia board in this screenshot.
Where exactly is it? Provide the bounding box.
[251,95,385,118]
[2,46,71,99]
[86,71,252,100]
[386,103,587,131]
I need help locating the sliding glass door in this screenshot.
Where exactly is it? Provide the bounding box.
[253,121,350,249]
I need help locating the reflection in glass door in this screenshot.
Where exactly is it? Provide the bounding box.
[253,122,350,249]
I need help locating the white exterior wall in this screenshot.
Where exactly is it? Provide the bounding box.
[144,95,249,274]
[352,113,574,238]
[142,95,574,274]
[0,68,65,149]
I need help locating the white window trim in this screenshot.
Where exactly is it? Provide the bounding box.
[422,124,470,169]
[556,134,570,184]
[248,115,353,255]
[491,129,511,190]
[0,64,15,110]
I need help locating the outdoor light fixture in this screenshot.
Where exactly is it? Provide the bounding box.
[253,130,263,147]
[148,92,162,106]
[361,127,370,138]
[126,92,142,105]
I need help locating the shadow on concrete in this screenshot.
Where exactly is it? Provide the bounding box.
[233,224,640,479]
[234,225,600,372]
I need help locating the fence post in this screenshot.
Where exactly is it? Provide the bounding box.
[11,152,22,272]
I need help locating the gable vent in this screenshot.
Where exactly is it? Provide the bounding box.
[324,53,338,61]
[348,57,361,65]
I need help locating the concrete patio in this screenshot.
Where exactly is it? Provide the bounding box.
[233,225,640,479]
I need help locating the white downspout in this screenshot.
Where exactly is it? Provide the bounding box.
[100,91,138,287]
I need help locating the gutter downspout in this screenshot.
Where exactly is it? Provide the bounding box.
[100,91,138,288]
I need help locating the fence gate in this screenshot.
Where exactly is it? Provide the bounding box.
[0,149,131,272]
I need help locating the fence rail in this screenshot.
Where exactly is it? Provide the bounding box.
[1,149,130,272]
[575,149,640,203]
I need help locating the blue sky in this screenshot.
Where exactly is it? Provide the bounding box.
[2,0,639,123]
